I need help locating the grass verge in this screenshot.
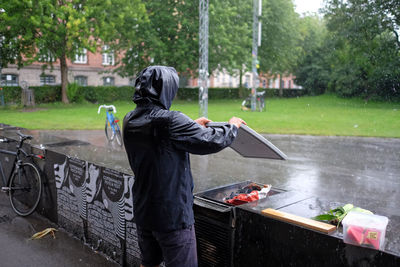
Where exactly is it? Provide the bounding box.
[1,94,399,138]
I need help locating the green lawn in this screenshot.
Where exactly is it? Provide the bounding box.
[1,94,399,138]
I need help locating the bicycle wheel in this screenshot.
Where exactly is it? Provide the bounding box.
[105,118,115,141]
[114,119,123,146]
[9,163,42,216]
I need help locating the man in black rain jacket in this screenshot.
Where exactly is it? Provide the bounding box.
[123,66,245,267]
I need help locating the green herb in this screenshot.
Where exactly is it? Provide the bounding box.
[313,204,373,227]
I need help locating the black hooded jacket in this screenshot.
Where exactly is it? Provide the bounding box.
[123,66,238,232]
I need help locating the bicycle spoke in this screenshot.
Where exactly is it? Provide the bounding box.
[9,163,41,216]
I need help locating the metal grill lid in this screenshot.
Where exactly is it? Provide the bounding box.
[207,122,287,160]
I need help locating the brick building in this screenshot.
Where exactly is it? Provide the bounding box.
[1,46,133,87]
[1,48,301,90]
[187,69,301,89]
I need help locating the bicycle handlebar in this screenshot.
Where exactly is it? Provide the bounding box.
[17,131,33,140]
[256,91,266,96]
[98,104,117,114]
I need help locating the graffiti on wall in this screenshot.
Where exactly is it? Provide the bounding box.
[47,149,140,264]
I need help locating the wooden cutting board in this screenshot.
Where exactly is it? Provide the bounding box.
[261,208,336,234]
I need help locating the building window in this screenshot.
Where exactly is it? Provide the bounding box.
[103,77,115,86]
[74,76,88,86]
[288,80,292,89]
[38,52,55,63]
[74,48,87,64]
[40,75,56,85]
[262,79,266,88]
[1,74,19,86]
[102,45,115,66]
[37,45,55,63]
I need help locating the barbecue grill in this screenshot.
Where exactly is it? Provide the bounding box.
[193,124,287,266]
[194,181,285,266]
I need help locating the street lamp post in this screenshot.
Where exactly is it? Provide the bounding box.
[199,0,209,118]
[0,8,5,106]
[251,0,262,111]
[0,8,4,77]
[0,8,5,78]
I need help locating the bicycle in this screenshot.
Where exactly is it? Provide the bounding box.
[98,104,123,146]
[241,91,266,112]
[0,132,44,216]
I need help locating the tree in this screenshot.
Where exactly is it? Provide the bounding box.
[210,0,303,92]
[118,0,199,78]
[0,0,147,103]
[206,0,253,94]
[324,0,400,100]
[294,15,330,95]
[119,0,254,87]
[208,0,252,73]
[0,2,36,72]
[294,0,400,101]
[258,0,301,76]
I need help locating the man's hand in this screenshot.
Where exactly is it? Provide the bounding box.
[228,117,246,128]
[195,117,212,127]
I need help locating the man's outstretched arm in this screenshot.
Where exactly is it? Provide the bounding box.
[170,112,245,155]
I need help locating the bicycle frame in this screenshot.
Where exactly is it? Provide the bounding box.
[241,91,266,112]
[0,139,29,188]
[106,110,118,134]
[98,104,122,146]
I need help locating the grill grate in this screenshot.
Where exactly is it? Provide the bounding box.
[194,181,285,267]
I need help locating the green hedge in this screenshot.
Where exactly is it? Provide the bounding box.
[0,85,306,105]
[77,86,135,103]
[0,85,134,105]
[177,87,306,100]
[1,86,22,105]
[177,87,240,100]
[34,86,62,103]
[0,85,61,105]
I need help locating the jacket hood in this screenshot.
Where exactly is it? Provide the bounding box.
[133,66,179,110]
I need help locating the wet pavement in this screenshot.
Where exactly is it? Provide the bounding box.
[44,130,400,216]
[42,130,400,255]
[1,127,400,262]
[0,193,118,267]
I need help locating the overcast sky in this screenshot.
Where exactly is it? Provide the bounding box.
[294,0,325,14]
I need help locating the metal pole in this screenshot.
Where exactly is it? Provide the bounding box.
[199,0,209,118]
[0,9,4,106]
[251,0,261,111]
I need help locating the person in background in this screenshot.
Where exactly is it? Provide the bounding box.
[123,66,245,267]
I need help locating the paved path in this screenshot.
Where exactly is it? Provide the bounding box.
[0,193,118,267]
[45,130,400,216]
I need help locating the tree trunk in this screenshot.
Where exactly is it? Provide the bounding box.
[60,54,69,104]
[279,73,283,97]
[239,68,244,98]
